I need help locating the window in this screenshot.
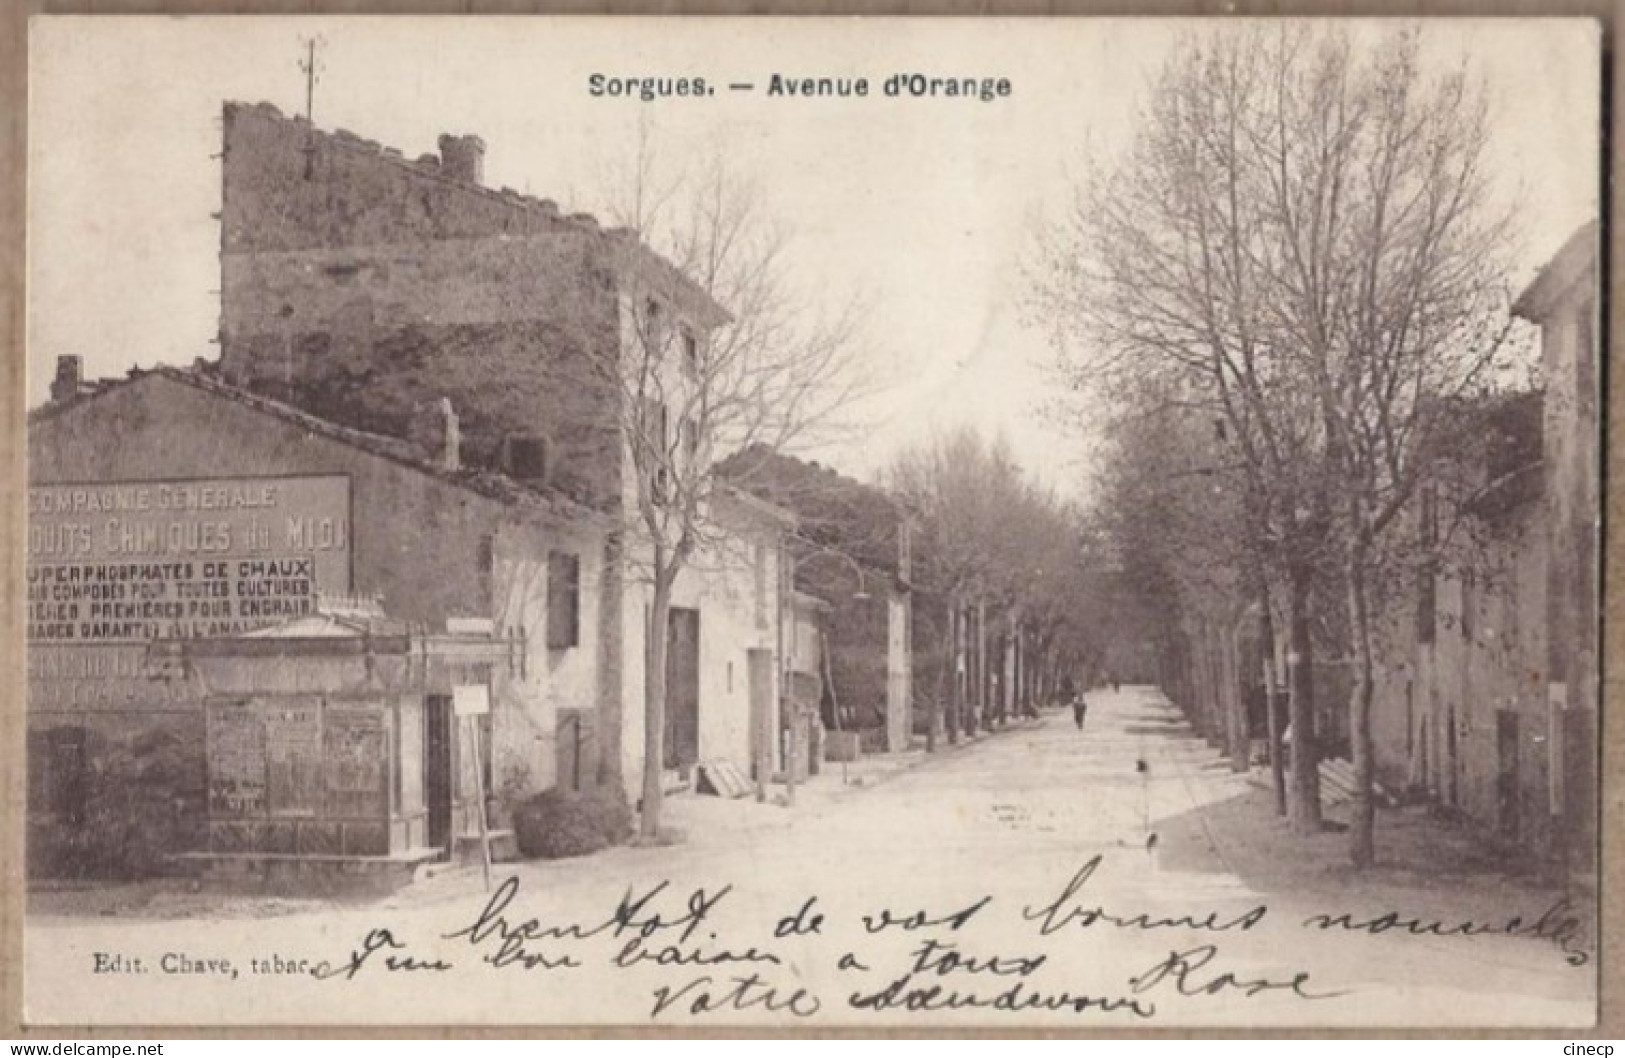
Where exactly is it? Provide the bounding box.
[682,331,700,375]
[1460,568,1475,642]
[1418,574,1437,645]
[641,397,671,504]
[644,299,665,351]
[548,551,581,650]
[1417,485,1438,644]
[476,534,495,612]
[753,542,768,629]
[504,435,550,482]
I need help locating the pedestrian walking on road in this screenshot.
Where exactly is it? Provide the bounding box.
[1061,674,1086,730]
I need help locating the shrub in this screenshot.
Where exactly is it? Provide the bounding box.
[36,728,205,880]
[512,782,632,860]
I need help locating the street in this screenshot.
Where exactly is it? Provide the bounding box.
[26,687,1595,1029]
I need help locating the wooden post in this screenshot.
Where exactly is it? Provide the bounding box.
[464,714,492,892]
[454,683,493,892]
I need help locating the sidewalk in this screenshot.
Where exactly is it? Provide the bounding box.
[658,714,1041,849]
[1135,688,1596,953]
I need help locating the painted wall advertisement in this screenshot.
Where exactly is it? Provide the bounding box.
[26,475,352,710]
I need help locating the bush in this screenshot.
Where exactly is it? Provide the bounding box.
[34,728,205,880]
[512,783,632,860]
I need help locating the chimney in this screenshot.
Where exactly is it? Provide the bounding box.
[437,133,486,185]
[50,356,83,403]
[411,397,461,471]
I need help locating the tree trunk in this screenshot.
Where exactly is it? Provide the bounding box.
[640,566,674,840]
[946,601,961,746]
[968,594,981,737]
[1225,621,1248,772]
[597,530,625,789]
[928,601,952,754]
[1202,625,1221,745]
[1287,562,1322,834]
[1346,543,1377,867]
[1260,588,1287,816]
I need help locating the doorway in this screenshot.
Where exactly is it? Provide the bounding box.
[425,694,454,859]
[747,648,774,781]
[664,607,701,771]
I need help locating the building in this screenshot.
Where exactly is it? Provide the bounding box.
[1368,391,1549,850]
[1513,221,1600,886]
[719,445,915,755]
[1364,220,1598,880]
[213,100,790,804]
[28,364,607,877]
[26,101,795,876]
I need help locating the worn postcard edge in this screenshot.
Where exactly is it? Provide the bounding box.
[0,0,1616,1039]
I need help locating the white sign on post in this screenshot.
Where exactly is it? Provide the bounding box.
[453,683,490,717]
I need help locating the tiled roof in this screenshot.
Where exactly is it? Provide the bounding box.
[28,363,608,528]
[719,443,905,574]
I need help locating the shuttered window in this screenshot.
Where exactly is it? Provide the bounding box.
[548,551,581,650]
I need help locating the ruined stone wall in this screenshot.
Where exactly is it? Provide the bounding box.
[220,234,624,509]
[221,101,570,254]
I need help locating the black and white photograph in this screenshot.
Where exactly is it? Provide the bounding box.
[19,16,1602,1029]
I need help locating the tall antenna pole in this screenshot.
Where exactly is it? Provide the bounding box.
[303,38,315,122]
[298,35,324,122]
[296,35,325,179]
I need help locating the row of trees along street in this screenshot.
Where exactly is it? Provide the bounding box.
[888,429,1102,750]
[1032,25,1530,867]
[588,27,1535,867]
[589,135,1096,840]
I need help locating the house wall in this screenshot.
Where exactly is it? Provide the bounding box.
[218,98,743,818]
[1538,289,1598,869]
[27,373,605,871]
[1370,504,1552,855]
[219,233,624,509]
[615,525,782,799]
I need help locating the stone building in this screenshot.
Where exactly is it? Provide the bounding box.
[26,101,795,875]
[212,100,790,803]
[1514,221,1600,887]
[28,364,607,876]
[1366,220,1598,880]
[720,445,915,755]
[1369,391,1550,851]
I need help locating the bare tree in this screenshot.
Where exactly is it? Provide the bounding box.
[585,138,872,839]
[1033,25,1518,860]
[889,428,1096,743]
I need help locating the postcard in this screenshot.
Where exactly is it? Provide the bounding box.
[20,15,1602,1029]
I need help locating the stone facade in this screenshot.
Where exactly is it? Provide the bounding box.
[216,101,780,807]
[1366,220,1599,874]
[27,368,607,873]
[1514,221,1600,881]
[1369,392,1552,854]
[718,445,914,752]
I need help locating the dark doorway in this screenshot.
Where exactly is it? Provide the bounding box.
[664,607,701,771]
[425,694,454,859]
[748,648,774,781]
[1496,710,1520,839]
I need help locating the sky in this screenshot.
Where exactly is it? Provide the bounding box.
[27,17,1600,496]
